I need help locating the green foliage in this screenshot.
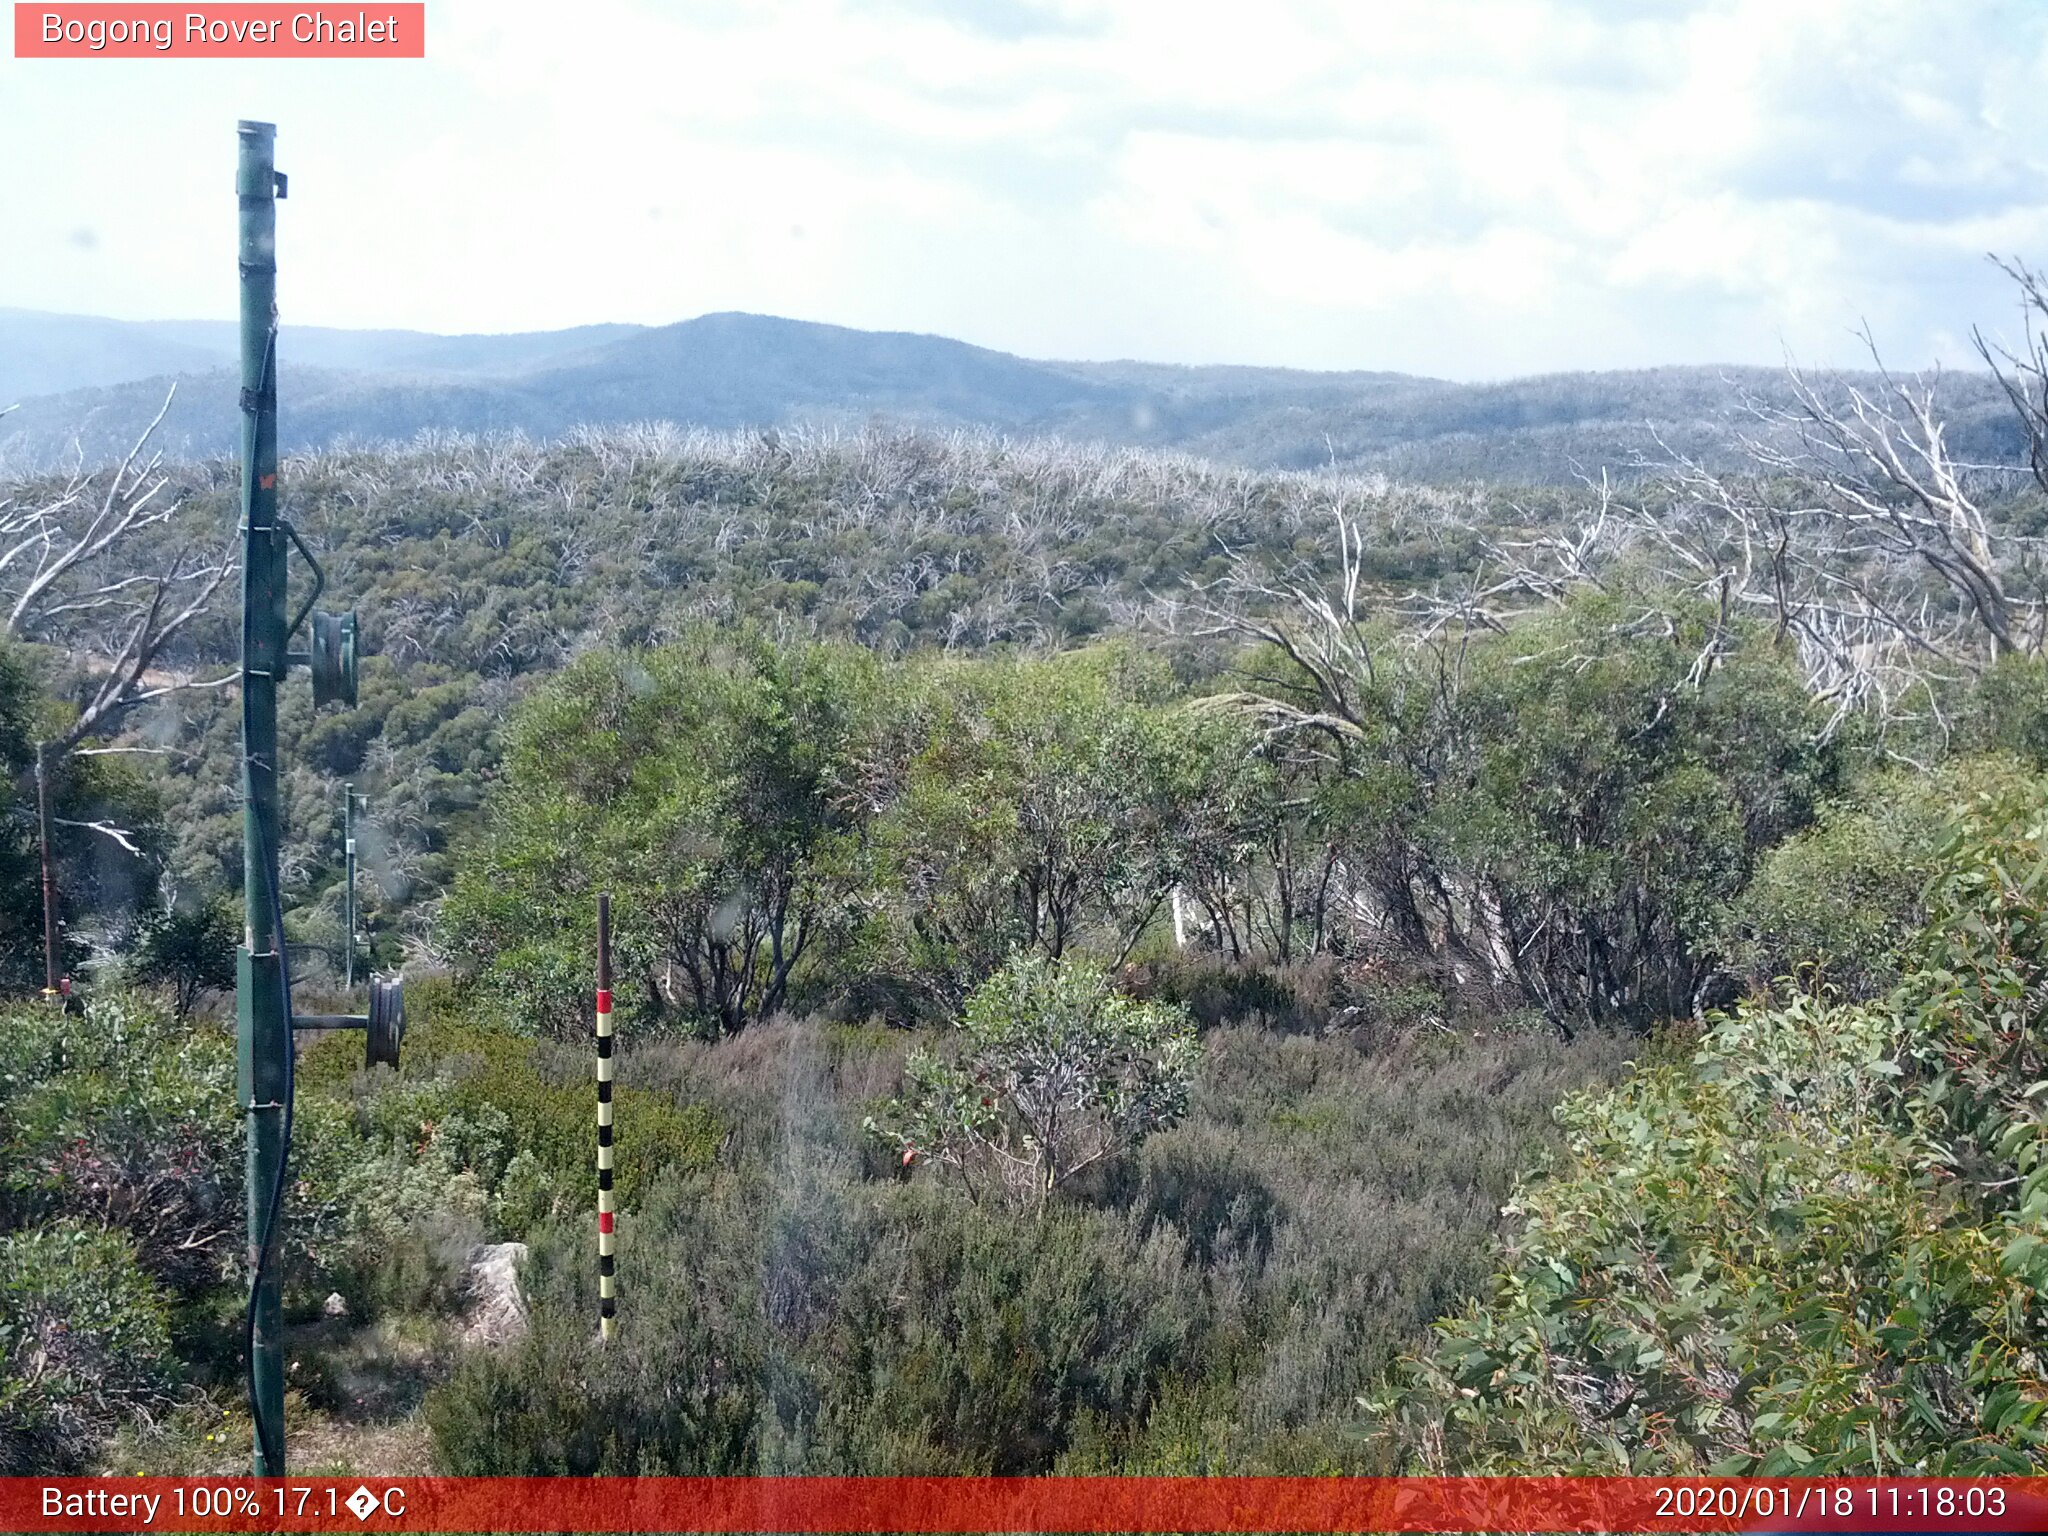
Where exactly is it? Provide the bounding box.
[449,636,1244,1034]
[1955,653,2048,768]
[0,988,425,1314]
[1443,591,1837,1026]
[868,954,1198,1212]
[0,1220,175,1472]
[70,429,1438,953]
[1894,779,2048,1280]
[129,893,240,1018]
[432,1169,1209,1476]
[443,630,881,1038]
[427,1201,762,1474]
[1719,757,2034,1000]
[26,420,2043,1480]
[0,995,241,1290]
[1381,786,2048,1475]
[1129,950,1341,1035]
[429,1007,1629,1475]
[1156,711,1351,964]
[309,985,722,1269]
[434,1030,721,1222]
[867,649,1192,1005]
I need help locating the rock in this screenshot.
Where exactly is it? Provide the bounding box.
[322,1292,348,1319]
[460,1241,530,1346]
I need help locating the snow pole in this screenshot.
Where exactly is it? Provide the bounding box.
[596,892,616,1340]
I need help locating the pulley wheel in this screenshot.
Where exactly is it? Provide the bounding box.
[311,610,359,709]
[365,976,405,1069]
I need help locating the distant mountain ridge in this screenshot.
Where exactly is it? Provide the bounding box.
[0,307,2021,484]
[0,307,650,398]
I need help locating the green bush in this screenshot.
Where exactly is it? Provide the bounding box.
[441,632,883,1039]
[867,954,1198,1212]
[428,997,1630,1476]
[129,894,240,1019]
[0,641,171,994]
[1718,757,2035,1000]
[1380,785,2048,1475]
[428,1022,722,1218]
[307,985,721,1261]
[1955,653,2048,768]
[828,1193,1203,1473]
[288,980,726,1317]
[429,1172,1204,1475]
[0,1221,175,1472]
[865,648,1194,1008]
[0,995,241,1290]
[1127,951,1333,1034]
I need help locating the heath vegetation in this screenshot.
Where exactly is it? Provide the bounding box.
[8,268,2048,1473]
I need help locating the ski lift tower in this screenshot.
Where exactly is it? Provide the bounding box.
[234,119,405,1478]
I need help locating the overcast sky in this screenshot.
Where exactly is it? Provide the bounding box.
[4,0,2046,379]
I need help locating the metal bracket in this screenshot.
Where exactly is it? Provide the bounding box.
[280,520,325,642]
[292,977,403,1069]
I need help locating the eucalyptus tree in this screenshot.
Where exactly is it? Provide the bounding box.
[866,645,1191,1008]
[443,628,884,1037]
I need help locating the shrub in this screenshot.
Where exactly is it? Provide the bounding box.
[1955,653,2048,768]
[303,987,722,1298]
[441,633,883,1039]
[427,984,1631,1476]
[863,647,1191,1010]
[0,995,241,1290]
[1380,786,2048,1475]
[826,1192,1204,1473]
[0,1221,175,1472]
[867,954,1198,1212]
[1718,757,2035,1000]
[1440,592,1839,1028]
[429,1172,1204,1475]
[429,1023,722,1218]
[129,894,240,1019]
[1126,951,1331,1034]
[282,977,727,1321]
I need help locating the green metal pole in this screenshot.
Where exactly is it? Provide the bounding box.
[344,783,356,991]
[234,117,289,1478]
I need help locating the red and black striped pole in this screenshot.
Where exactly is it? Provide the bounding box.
[596,891,616,1341]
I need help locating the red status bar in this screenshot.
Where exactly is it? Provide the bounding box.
[10,1476,2048,1533]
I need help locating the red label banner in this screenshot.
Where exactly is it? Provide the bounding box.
[7,1477,2048,1533]
[13,4,425,58]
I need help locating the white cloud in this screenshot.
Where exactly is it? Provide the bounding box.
[0,0,2044,376]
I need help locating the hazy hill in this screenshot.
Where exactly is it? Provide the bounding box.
[0,307,2022,483]
[0,307,646,400]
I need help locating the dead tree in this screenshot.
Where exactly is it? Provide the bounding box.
[1189,261,2048,1013]
[0,387,236,988]
[1976,256,2048,501]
